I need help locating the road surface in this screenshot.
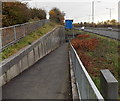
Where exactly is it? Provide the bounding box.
[84,29,119,40]
[86,27,120,32]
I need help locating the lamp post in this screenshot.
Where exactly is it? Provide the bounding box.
[92,1,101,23]
[118,1,120,22]
[88,15,91,23]
[92,1,94,23]
[106,8,114,20]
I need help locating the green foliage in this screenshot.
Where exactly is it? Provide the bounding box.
[49,7,65,24]
[2,2,30,27]
[2,2,46,27]
[30,8,46,20]
[74,19,120,28]
[92,76,100,91]
[2,22,57,60]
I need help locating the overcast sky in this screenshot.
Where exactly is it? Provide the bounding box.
[21,0,119,23]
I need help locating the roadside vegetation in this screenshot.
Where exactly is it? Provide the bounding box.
[69,29,120,96]
[2,2,46,27]
[73,19,120,28]
[49,7,65,25]
[2,2,65,27]
[1,22,58,60]
[2,2,65,60]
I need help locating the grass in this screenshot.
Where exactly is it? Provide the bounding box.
[65,29,83,35]
[69,29,120,97]
[87,32,119,78]
[1,22,58,60]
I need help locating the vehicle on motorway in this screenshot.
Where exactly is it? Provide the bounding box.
[81,26,85,30]
[107,27,113,30]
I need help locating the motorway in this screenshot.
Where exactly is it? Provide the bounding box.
[74,27,119,40]
[86,27,120,32]
[84,28,119,40]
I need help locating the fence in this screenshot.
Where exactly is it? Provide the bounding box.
[0,19,49,50]
[70,43,104,100]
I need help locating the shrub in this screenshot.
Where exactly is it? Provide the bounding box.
[77,34,90,39]
[71,39,80,49]
[49,7,64,24]
[2,2,47,27]
[72,34,99,51]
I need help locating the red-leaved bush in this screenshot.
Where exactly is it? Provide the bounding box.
[77,34,90,39]
[78,51,94,73]
[71,34,100,77]
[71,39,81,49]
[71,34,99,51]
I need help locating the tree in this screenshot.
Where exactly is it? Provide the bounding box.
[2,2,31,27]
[110,19,117,25]
[2,2,47,27]
[49,7,64,24]
[30,8,46,20]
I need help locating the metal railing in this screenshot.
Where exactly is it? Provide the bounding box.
[70,43,104,100]
[0,19,49,51]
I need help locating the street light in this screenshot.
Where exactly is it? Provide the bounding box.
[88,15,92,23]
[106,8,114,20]
[92,1,101,23]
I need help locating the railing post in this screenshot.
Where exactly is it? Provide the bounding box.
[23,24,26,37]
[13,26,17,41]
[100,69,118,100]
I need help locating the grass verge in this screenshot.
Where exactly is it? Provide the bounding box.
[1,22,58,60]
[69,29,120,97]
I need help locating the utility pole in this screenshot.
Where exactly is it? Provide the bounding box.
[110,8,111,20]
[92,1,94,23]
[118,1,120,22]
[92,1,101,23]
[106,8,113,20]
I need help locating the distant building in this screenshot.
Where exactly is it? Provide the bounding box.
[119,1,120,22]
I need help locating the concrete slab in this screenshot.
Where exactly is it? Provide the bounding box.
[38,43,42,58]
[17,60,22,73]
[0,74,6,87]
[34,46,39,62]
[41,42,45,57]
[21,55,29,71]
[28,50,34,67]
[2,43,72,99]
[6,64,20,82]
[100,69,118,99]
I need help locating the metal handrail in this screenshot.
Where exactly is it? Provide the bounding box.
[70,43,104,100]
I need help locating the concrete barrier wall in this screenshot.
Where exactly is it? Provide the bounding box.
[100,69,118,99]
[0,26,65,87]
